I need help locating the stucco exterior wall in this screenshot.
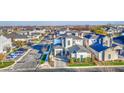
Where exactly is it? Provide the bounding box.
[54,48,63,56]
[65,38,73,49]
[104,48,118,61]
[74,39,83,46]
[71,52,91,58]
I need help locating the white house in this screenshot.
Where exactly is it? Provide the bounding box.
[0,35,12,53]
[5,32,28,42]
[67,45,91,59]
[53,32,91,59]
[61,35,83,49]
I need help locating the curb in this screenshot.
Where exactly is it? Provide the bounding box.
[0,49,31,71]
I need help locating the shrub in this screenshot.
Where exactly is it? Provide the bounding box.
[76,58,80,63]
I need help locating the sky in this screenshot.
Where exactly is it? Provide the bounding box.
[0,21,124,26]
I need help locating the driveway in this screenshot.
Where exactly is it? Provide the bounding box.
[53,56,69,68]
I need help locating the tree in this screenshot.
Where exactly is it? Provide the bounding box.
[91,55,95,63]
[84,58,87,63]
[0,54,5,64]
[95,30,107,35]
[70,58,74,64]
[14,41,26,48]
[91,26,107,35]
[76,58,80,63]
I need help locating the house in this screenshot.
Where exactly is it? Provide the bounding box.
[19,30,42,40]
[103,26,123,34]
[4,32,28,42]
[53,32,91,59]
[61,35,83,49]
[67,45,91,59]
[121,31,124,36]
[84,33,106,47]
[89,34,121,61]
[53,45,64,56]
[0,35,12,53]
[29,33,41,40]
[90,43,121,61]
[65,31,84,38]
[113,36,124,56]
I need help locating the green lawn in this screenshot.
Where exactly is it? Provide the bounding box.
[69,57,93,63]
[34,37,44,44]
[102,60,124,66]
[68,63,96,67]
[40,54,47,64]
[0,61,15,68]
[68,57,96,67]
[7,48,19,55]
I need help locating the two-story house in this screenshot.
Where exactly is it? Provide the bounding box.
[0,35,12,54]
[53,31,91,59]
[89,34,122,61]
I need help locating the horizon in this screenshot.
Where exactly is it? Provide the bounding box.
[0,21,124,26]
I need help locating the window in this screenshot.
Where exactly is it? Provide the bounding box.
[81,55,83,58]
[68,40,70,45]
[108,54,111,59]
[73,41,75,44]
[81,55,83,62]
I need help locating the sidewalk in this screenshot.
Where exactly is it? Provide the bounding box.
[0,49,31,70]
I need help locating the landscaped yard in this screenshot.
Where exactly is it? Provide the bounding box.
[68,57,96,67]
[68,63,96,67]
[101,60,124,66]
[0,61,15,68]
[40,54,47,64]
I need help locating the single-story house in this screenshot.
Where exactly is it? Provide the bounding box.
[67,45,91,59]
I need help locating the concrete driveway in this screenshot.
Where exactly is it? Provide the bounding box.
[53,56,69,68]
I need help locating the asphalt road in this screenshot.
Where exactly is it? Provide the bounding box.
[1,49,40,72]
[2,53,124,72]
[5,66,124,72]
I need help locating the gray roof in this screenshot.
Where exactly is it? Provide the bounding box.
[62,35,82,40]
[68,45,90,53]
[31,33,41,36]
[53,45,63,49]
[4,32,27,39]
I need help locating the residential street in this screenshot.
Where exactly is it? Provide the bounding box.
[0,49,41,72]
[5,66,124,72]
